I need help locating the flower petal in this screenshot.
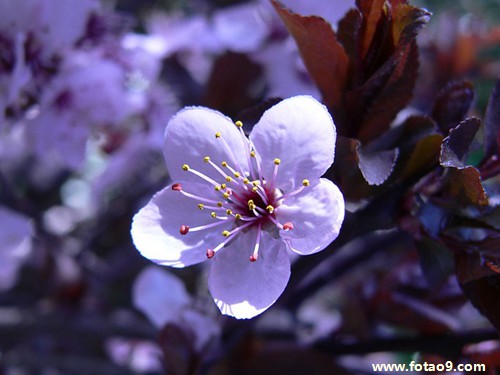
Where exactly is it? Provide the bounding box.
[164,107,249,184]
[250,96,336,190]
[131,183,232,268]
[276,178,344,255]
[208,231,290,319]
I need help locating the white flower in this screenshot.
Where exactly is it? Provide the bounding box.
[131,96,345,319]
[133,266,220,351]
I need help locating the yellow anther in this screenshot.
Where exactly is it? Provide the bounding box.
[211,212,217,218]
[266,205,275,213]
[221,183,227,189]
[215,132,221,138]
[234,172,241,178]
[203,156,210,163]
[248,200,256,210]
[198,204,204,210]
[225,176,232,182]
[223,192,231,199]
[252,181,259,186]
[221,161,228,167]
[302,179,310,186]
[250,150,256,157]
[252,186,258,193]
[182,164,189,171]
[274,158,281,165]
[235,120,243,128]
[214,185,221,191]
[226,209,233,215]
[243,178,250,184]
[235,214,242,220]
[217,201,223,207]
[222,230,230,237]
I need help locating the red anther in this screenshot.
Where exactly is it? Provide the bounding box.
[283,222,294,231]
[179,225,189,235]
[249,254,257,262]
[172,183,182,191]
[206,249,215,259]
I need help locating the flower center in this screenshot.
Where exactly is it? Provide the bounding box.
[172,121,309,262]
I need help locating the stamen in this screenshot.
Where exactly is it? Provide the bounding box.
[183,164,220,186]
[179,225,189,235]
[250,149,263,183]
[249,223,262,262]
[187,219,228,232]
[266,205,275,213]
[215,132,247,176]
[268,215,290,230]
[178,189,220,205]
[271,158,281,188]
[275,181,310,202]
[198,204,204,210]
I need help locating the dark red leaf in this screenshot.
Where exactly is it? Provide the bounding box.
[356,0,386,58]
[484,79,500,159]
[356,145,399,185]
[403,134,442,179]
[456,252,500,333]
[202,52,263,118]
[431,80,475,134]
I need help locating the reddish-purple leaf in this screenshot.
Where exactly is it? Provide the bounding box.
[358,41,419,141]
[203,52,263,118]
[416,237,454,288]
[440,117,481,168]
[447,166,489,206]
[159,323,198,375]
[271,0,349,115]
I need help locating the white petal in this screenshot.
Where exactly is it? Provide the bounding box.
[208,231,290,319]
[132,266,191,328]
[276,178,344,255]
[131,184,231,268]
[250,96,336,190]
[164,107,249,184]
